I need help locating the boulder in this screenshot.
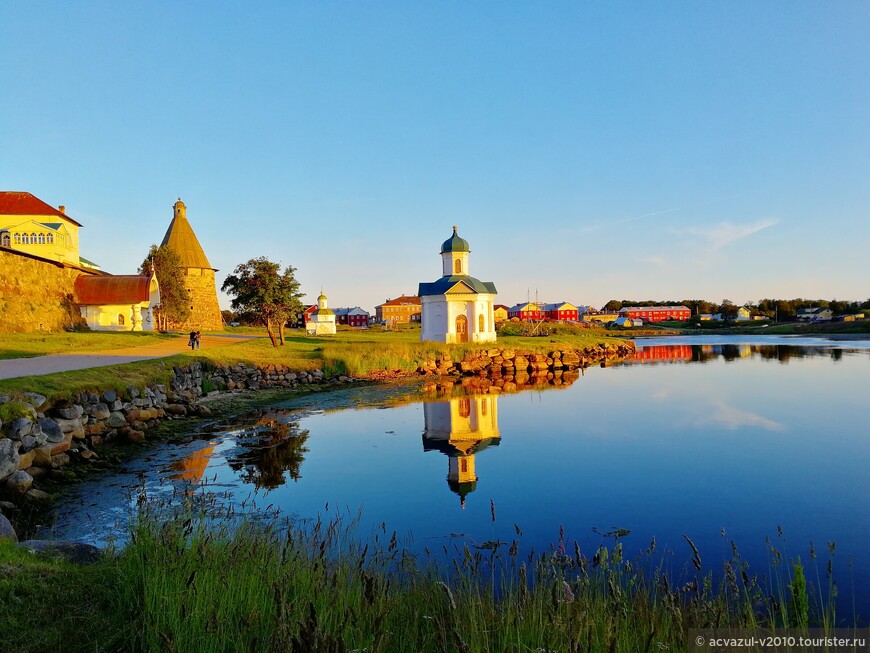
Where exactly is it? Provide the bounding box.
[86,403,111,420]
[17,450,35,471]
[38,418,65,444]
[57,405,84,420]
[5,470,33,494]
[0,438,20,479]
[0,513,17,542]
[24,488,51,503]
[18,540,103,565]
[102,390,118,403]
[19,435,38,453]
[7,417,33,439]
[23,392,47,409]
[107,412,127,428]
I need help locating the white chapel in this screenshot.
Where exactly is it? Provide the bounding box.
[419,226,497,343]
[305,290,337,336]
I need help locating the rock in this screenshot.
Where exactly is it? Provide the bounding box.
[23,392,47,409]
[86,403,111,420]
[24,488,51,503]
[18,540,103,565]
[50,453,70,468]
[19,435,38,452]
[54,417,83,434]
[17,450,35,471]
[57,405,84,420]
[195,405,212,417]
[127,386,140,399]
[102,390,118,403]
[121,428,145,443]
[107,412,127,428]
[165,404,187,416]
[0,513,17,542]
[0,500,17,515]
[0,438,20,478]
[5,470,33,494]
[32,446,54,467]
[7,417,33,439]
[38,418,65,443]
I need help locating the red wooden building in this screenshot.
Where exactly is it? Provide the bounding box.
[507,302,542,321]
[541,302,579,322]
[619,305,691,323]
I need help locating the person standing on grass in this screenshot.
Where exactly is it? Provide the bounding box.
[189,330,197,350]
[195,330,201,350]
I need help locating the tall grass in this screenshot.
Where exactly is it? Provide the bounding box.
[81,495,852,653]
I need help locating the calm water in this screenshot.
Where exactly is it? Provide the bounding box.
[44,336,870,615]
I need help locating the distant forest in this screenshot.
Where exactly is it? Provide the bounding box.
[601,298,870,320]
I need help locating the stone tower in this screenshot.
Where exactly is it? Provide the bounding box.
[160,199,223,331]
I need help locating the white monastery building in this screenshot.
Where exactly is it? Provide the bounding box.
[305,290,337,336]
[419,227,498,344]
[75,274,160,331]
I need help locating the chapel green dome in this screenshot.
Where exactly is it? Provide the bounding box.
[441,226,470,253]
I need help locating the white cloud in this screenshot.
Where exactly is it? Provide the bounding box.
[680,219,778,251]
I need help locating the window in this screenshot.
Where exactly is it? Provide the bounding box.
[478,314,485,332]
[118,314,125,326]
[30,233,37,244]
[455,259,462,274]
[458,398,471,418]
[47,233,54,244]
[38,233,46,244]
[14,233,21,245]
[1,232,9,247]
[461,458,468,473]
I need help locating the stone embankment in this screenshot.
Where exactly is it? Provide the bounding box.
[416,341,635,392]
[0,361,357,516]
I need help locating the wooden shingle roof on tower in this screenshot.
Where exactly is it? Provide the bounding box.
[160,199,216,270]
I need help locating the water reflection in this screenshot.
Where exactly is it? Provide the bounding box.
[422,394,500,509]
[224,411,310,490]
[632,342,868,365]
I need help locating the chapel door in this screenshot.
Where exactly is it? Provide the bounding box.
[455,315,468,343]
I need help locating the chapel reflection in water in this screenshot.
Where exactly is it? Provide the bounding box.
[422,394,500,509]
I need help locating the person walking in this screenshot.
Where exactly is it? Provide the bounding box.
[195,330,201,350]
[188,330,197,350]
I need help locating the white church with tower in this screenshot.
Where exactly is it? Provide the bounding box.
[419,226,498,344]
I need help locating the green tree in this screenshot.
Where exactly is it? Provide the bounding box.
[221,257,304,347]
[139,244,190,331]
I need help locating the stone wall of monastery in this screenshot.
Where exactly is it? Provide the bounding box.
[0,249,90,333]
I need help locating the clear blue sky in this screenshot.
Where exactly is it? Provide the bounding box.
[2,2,868,311]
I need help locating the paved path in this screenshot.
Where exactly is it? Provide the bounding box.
[0,334,261,380]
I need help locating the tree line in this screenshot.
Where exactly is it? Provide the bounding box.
[602,298,870,320]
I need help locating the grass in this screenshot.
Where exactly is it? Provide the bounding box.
[0,498,851,653]
[0,325,627,403]
[0,331,176,360]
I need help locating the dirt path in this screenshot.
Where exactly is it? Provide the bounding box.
[0,334,261,380]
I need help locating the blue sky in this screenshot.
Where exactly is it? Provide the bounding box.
[2,2,868,311]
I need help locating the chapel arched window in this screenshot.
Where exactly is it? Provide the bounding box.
[38,233,46,244]
[455,259,461,274]
[118,314,125,326]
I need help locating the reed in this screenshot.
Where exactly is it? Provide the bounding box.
[3,494,852,653]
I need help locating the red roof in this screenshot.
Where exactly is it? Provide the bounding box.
[0,191,83,227]
[378,295,421,307]
[75,275,154,305]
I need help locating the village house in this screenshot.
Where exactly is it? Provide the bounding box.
[493,304,510,324]
[736,306,752,322]
[419,227,498,343]
[507,302,542,321]
[376,295,421,324]
[619,305,691,323]
[334,307,370,327]
[541,302,580,322]
[797,307,833,322]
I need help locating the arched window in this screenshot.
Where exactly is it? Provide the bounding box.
[454,259,461,274]
[38,233,46,244]
[47,233,54,244]
[458,398,471,418]
[461,458,468,473]
[1,232,9,247]
[31,233,37,244]
[118,314,125,326]
[478,314,485,332]
[14,233,21,245]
